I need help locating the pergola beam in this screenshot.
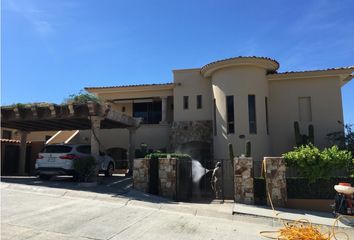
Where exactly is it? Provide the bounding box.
[1,102,140,132]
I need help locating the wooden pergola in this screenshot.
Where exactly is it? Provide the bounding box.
[1,102,141,175]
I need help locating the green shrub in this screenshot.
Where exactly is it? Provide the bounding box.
[73,156,97,182]
[283,144,352,183]
[63,90,102,104]
[327,124,354,176]
[145,153,192,160]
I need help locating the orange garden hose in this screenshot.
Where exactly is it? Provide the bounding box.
[259,159,352,240]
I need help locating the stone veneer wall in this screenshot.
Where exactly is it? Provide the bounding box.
[264,157,287,207]
[158,158,177,199]
[133,157,177,199]
[133,158,149,193]
[170,120,213,150]
[234,157,254,204]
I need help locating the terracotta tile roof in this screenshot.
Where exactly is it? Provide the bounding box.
[201,56,280,71]
[85,83,174,90]
[1,139,31,144]
[273,66,354,75]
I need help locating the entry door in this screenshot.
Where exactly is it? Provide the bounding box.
[2,145,20,175]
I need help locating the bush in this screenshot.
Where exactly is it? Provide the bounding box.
[145,153,192,160]
[73,156,97,182]
[63,90,102,104]
[283,144,352,183]
[327,124,354,176]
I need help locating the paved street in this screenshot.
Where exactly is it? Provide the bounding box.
[2,177,353,239]
[1,177,279,240]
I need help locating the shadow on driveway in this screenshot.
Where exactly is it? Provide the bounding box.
[1,175,175,205]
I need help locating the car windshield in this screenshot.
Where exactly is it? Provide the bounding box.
[42,145,72,153]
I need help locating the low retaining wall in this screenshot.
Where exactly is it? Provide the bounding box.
[286,199,333,212]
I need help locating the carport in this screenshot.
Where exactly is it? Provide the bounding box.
[1,102,141,175]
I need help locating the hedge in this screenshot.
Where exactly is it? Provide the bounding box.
[145,153,192,160]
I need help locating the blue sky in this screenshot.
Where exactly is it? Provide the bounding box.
[2,0,354,123]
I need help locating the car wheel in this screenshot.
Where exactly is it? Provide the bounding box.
[105,163,114,177]
[39,174,51,180]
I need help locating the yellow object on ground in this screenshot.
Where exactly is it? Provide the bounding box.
[260,159,352,240]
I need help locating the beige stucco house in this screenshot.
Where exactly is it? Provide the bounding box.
[80,56,353,168]
[5,56,351,173]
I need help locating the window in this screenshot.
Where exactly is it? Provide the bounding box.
[2,130,12,139]
[197,95,202,109]
[265,97,269,135]
[133,101,162,124]
[226,96,235,134]
[183,96,189,109]
[42,145,72,153]
[213,99,217,136]
[298,97,312,121]
[248,95,257,134]
[76,145,91,154]
[122,106,126,112]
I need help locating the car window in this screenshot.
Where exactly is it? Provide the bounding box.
[76,145,91,154]
[42,145,72,153]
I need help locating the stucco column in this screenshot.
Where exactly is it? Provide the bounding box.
[128,127,136,175]
[160,96,167,124]
[18,131,28,175]
[90,116,102,160]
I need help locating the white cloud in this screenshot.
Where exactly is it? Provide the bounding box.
[4,0,54,36]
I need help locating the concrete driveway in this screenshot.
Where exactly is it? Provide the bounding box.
[1,174,132,195]
[1,176,281,240]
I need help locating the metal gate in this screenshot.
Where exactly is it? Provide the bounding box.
[176,158,234,201]
[149,156,159,195]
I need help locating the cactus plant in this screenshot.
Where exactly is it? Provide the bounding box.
[308,124,314,144]
[228,143,234,161]
[245,141,251,157]
[294,121,302,147]
[229,142,235,170]
[294,121,315,146]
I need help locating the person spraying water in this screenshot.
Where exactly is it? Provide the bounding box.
[211,161,222,199]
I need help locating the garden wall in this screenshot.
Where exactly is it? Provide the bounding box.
[254,177,354,211]
[133,157,177,199]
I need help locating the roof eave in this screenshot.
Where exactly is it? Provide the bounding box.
[85,83,175,93]
[267,68,354,82]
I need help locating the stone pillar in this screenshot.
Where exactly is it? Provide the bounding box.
[128,127,136,175]
[234,157,254,204]
[133,158,149,192]
[264,157,287,207]
[159,158,177,199]
[160,96,167,124]
[18,131,28,175]
[90,116,102,158]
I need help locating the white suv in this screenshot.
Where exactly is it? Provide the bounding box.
[35,144,115,180]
